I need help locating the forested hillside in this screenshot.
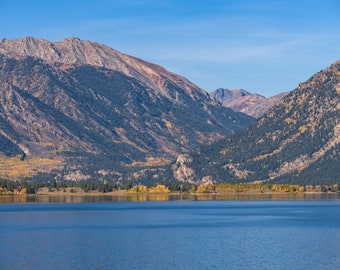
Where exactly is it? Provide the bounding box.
[172,60,340,185]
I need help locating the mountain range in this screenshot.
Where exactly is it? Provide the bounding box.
[0,37,339,186]
[210,88,289,118]
[174,60,340,184]
[0,37,254,182]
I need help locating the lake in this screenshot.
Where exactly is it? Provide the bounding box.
[0,197,339,270]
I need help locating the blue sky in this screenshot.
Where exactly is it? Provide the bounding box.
[1,0,340,96]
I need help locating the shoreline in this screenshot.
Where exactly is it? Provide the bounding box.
[2,182,339,197]
[35,186,340,196]
[2,189,339,197]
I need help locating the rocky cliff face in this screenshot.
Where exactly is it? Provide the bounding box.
[177,60,340,184]
[211,88,288,118]
[0,37,254,182]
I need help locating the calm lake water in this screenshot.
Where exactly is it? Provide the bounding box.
[1,197,339,270]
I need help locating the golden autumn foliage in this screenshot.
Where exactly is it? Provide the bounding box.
[0,187,27,196]
[124,183,335,195]
[164,120,174,129]
[148,184,170,193]
[196,184,216,193]
[0,155,62,179]
[284,117,297,124]
[215,183,305,193]
[127,184,170,193]
[270,184,302,193]
[127,185,148,193]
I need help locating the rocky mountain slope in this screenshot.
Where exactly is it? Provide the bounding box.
[173,61,340,184]
[0,37,254,182]
[211,88,288,118]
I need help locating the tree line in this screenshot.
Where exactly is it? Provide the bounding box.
[1,179,339,196]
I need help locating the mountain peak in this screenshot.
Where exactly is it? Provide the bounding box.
[211,88,288,118]
[0,37,212,101]
[62,37,82,43]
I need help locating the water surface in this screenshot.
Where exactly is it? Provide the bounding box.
[0,199,339,269]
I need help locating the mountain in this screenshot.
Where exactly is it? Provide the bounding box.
[211,88,288,118]
[172,60,340,185]
[0,37,254,182]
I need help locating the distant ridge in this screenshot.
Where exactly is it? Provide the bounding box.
[211,88,289,118]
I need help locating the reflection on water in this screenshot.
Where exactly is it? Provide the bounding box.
[1,192,339,203]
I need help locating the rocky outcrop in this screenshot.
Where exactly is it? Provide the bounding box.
[171,154,195,183]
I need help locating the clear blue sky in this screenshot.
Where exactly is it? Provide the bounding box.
[1,0,340,96]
